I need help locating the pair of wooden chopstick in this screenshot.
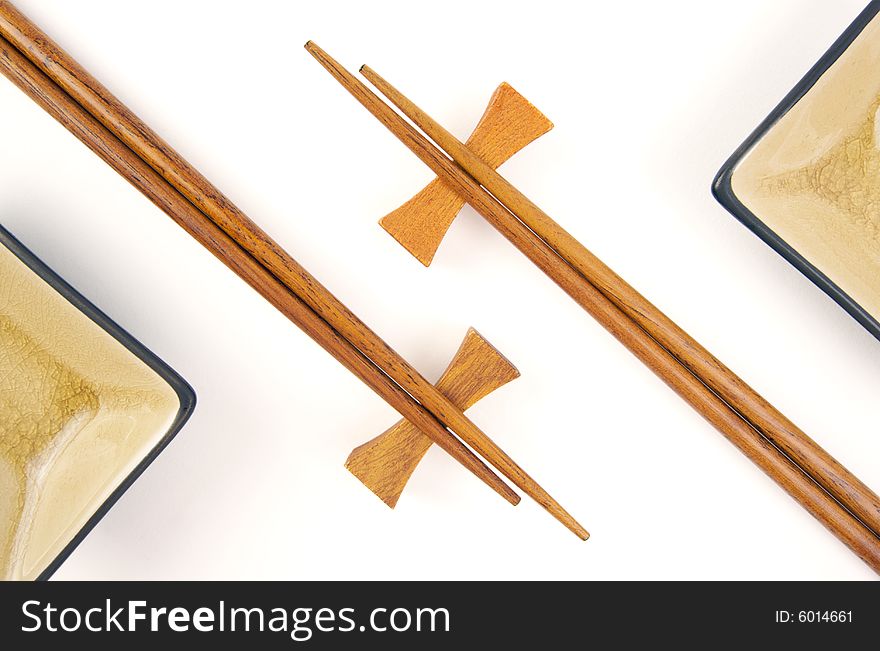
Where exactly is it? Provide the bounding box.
[0,1,588,539]
[304,43,880,571]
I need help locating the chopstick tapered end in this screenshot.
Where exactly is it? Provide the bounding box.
[553,507,590,540]
[304,41,327,59]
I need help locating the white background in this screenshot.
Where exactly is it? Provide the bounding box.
[1,0,878,580]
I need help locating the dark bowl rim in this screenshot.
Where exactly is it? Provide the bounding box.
[0,223,196,581]
[712,0,880,342]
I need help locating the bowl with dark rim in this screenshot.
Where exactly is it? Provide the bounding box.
[0,224,195,580]
[714,1,880,341]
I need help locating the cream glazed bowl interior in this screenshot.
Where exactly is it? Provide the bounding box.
[714,1,880,341]
[0,224,195,580]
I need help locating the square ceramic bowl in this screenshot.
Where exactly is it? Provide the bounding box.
[0,225,195,580]
[713,1,880,341]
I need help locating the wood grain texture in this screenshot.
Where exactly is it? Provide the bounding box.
[306,46,880,571]
[0,30,522,510]
[0,3,588,539]
[347,328,520,508]
[358,65,880,545]
[380,83,552,266]
[307,42,587,539]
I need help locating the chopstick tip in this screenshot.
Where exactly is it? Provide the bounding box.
[304,41,336,69]
[565,517,590,541]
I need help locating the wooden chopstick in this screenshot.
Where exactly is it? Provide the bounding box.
[0,34,520,511]
[358,65,880,542]
[0,2,588,541]
[303,43,880,570]
[358,63,880,543]
[0,3,595,539]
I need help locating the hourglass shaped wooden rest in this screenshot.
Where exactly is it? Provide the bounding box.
[346,328,519,507]
[347,84,550,505]
[379,82,553,266]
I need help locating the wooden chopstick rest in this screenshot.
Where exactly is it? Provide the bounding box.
[346,328,520,507]
[381,83,552,266]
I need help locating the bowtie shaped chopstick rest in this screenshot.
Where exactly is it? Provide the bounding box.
[380,83,552,266]
[350,85,546,507]
[346,328,519,507]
